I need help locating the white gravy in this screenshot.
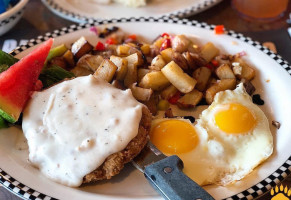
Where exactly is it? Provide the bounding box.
[22,75,143,187]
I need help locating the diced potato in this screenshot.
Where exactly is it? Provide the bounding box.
[205,79,236,104]
[124,53,139,87]
[172,52,189,70]
[149,55,166,71]
[71,37,93,60]
[153,37,164,49]
[139,71,170,91]
[116,45,130,56]
[161,85,178,100]
[177,89,203,108]
[172,35,191,53]
[160,48,174,63]
[70,66,92,77]
[63,50,75,68]
[200,42,219,63]
[215,64,235,79]
[161,61,197,93]
[76,54,104,72]
[141,44,150,55]
[110,55,128,81]
[130,83,153,101]
[232,57,255,80]
[183,52,198,71]
[138,68,151,83]
[192,67,212,92]
[93,59,117,82]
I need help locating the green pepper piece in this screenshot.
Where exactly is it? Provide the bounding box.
[46,44,68,62]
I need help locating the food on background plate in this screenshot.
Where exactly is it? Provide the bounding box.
[92,0,146,7]
[0,26,274,188]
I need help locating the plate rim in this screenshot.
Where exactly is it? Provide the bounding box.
[40,0,223,23]
[2,16,291,200]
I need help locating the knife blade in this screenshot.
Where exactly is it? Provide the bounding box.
[132,142,214,200]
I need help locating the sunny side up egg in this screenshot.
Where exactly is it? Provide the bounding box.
[150,83,273,186]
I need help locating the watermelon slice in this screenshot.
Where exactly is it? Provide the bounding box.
[0,38,53,123]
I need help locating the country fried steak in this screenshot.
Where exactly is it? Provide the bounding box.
[83,106,151,183]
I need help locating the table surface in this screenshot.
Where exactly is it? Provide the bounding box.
[1,0,291,199]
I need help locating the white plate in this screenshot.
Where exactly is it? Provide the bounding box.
[1,18,291,200]
[41,0,223,23]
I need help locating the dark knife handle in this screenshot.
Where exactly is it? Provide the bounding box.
[144,155,214,200]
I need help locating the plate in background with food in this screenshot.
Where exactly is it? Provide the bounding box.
[0,17,291,200]
[41,0,223,23]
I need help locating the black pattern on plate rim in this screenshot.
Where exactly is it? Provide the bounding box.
[41,0,223,23]
[5,17,291,200]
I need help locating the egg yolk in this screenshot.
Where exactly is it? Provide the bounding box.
[215,103,256,134]
[150,120,198,154]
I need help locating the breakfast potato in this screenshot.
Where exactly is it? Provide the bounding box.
[172,34,191,53]
[192,67,212,92]
[177,89,203,108]
[161,84,178,100]
[153,37,164,49]
[70,65,92,77]
[172,52,189,71]
[93,59,117,82]
[215,64,235,79]
[137,68,151,83]
[63,50,75,68]
[160,48,174,63]
[71,37,93,60]
[232,57,255,81]
[183,52,198,71]
[130,83,153,101]
[116,45,130,56]
[161,61,197,93]
[149,55,166,70]
[205,78,236,104]
[77,54,104,72]
[110,55,128,81]
[200,42,219,63]
[139,71,170,91]
[140,44,150,55]
[124,53,139,87]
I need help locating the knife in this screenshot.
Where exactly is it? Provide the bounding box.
[132,142,215,200]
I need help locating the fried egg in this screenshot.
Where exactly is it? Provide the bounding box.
[150,83,273,186]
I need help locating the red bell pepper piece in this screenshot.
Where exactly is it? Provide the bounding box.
[105,37,118,45]
[214,25,225,34]
[161,33,170,38]
[168,91,181,104]
[127,34,137,41]
[95,41,105,51]
[160,38,171,51]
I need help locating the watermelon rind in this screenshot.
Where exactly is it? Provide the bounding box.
[0,108,15,123]
[0,116,8,128]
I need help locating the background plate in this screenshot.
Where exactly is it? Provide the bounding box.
[41,0,223,23]
[1,17,291,200]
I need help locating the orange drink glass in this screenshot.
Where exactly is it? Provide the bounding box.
[232,0,289,21]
